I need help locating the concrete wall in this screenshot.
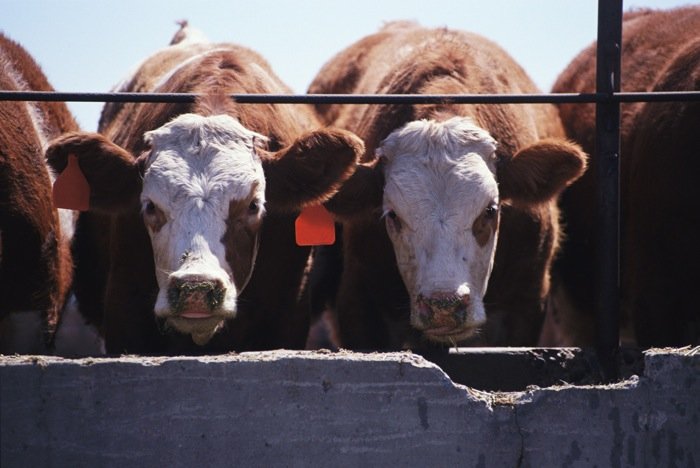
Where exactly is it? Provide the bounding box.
[1,348,698,467]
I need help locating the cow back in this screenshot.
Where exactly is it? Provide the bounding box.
[311,22,565,160]
[101,43,319,153]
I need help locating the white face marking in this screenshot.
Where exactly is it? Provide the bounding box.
[380,117,499,342]
[140,113,267,344]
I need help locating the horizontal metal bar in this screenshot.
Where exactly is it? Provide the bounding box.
[1,90,699,105]
[615,91,700,102]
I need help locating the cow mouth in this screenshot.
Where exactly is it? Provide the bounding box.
[179,311,216,319]
[166,312,228,345]
[412,293,484,344]
[169,308,227,323]
[421,324,479,343]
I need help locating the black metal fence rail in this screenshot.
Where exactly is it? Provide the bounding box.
[1,90,699,104]
[595,0,623,382]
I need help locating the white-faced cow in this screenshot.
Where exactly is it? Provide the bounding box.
[307,22,587,350]
[548,6,700,347]
[45,25,363,354]
[0,33,79,353]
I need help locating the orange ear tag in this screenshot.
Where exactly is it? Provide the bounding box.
[52,155,90,211]
[295,204,336,246]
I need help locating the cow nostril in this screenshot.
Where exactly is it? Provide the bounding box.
[168,277,226,310]
[426,294,469,311]
[417,292,471,325]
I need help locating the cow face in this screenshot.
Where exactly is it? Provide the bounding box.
[326,116,586,346]
[379,117,499,342]
[140,114,266,345]
[46,118,362,347]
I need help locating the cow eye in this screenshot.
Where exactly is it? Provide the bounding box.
[142,199,167,232]
[385,210,402,232]
[144,200,157,216]
[484,203,499,220]
[248,200,260,214]
[143,200,156,215]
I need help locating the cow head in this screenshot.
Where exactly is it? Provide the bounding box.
[327,116,586,344]
[46,114,362,345]
[139,114,266,345]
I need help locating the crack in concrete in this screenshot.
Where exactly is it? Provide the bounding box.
[513,404,526,467]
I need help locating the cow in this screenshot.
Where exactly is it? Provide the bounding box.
[45,24,364,354]
[306,22,587,351]
[549,6,700,348]
[0,33,79,353]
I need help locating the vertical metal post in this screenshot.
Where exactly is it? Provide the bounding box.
[595,0,623,381]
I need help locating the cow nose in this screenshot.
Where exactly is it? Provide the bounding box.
[417,291,470,327]
[168,275,226,315]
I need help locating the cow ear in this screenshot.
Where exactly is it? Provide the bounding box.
[497,138,587,205]
[262,128,364,212]
[323,160,384,221]
[45,132,142,213]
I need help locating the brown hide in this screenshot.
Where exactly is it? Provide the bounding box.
[0,33,79,351]
[261,128,364,212]
[308,22,585,350]
[50,39,360,354]
[551,6,700,347]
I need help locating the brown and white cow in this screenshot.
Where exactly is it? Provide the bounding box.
[45,25,363,354]
[307,22,587,350]
[0,33,79,353]
[549,6,700,347]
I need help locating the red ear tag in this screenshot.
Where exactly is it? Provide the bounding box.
[295,204,335,246]
[52,154,90,211]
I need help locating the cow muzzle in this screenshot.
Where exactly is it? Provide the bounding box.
[168,276,226,316]
[414,291,483,342]
[165,274,232,345]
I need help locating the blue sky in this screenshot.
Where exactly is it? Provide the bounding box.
[3,0,692,131]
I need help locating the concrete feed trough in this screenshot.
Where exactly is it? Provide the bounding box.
[1,347,698,466]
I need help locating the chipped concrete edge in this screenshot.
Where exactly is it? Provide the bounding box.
[0,346,689,401]
[2,347,698,466]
